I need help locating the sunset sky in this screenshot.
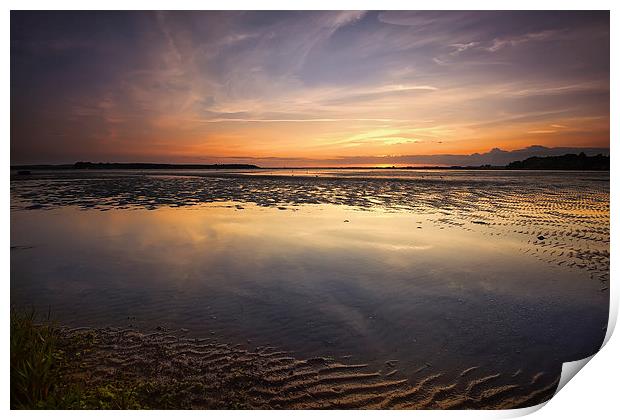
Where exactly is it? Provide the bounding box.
[11,11,609,166]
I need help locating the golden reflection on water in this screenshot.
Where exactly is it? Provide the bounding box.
[14,203,523,284]
[11,202,606,296]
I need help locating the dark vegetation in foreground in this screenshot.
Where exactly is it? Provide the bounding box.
[11,310,60,409]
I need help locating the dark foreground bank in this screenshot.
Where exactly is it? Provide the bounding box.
[11,312,559,410]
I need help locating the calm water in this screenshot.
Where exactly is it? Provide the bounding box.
[10,169,609,386]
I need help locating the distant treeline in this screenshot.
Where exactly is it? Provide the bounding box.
[73,162,260,170]
[13,162,260,170]
[11,153,610,172]
[505,153,609,170]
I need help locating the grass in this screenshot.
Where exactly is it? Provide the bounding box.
[10,309,62,409]
[10,309,149,409]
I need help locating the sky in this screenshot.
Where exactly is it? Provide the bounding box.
[11,11,610,166]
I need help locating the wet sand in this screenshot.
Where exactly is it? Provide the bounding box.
[58,325,559,409]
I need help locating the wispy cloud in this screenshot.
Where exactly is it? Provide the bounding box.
[449,42,480,55]
[486,29,563,52]
[192,117,400,123]
[527,130,557,134]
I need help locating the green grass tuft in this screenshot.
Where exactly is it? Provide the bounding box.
[10,309,62,409]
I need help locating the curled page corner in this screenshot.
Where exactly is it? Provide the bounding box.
[498,355,598,418]
[497,401,549,418]
[602,296,618,348]
[555,355,595,396]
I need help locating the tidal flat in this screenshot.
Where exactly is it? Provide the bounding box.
[10,169,609,409]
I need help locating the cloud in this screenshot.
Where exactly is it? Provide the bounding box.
[191,117,399,123]
[505,81,609,97]
[316,84,438,107]
[377,11,472,28]
[486,29,563,52]
[527,130,556,134]
[449,42,480,55]
[10,11,610,164]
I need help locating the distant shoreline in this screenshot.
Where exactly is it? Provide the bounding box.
[10,153,610,172]
[11,162,261,171]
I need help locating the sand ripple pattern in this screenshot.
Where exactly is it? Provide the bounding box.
[61,327,559,409]
[11,171,609,285]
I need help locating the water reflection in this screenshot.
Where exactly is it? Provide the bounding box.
[11,170,609,286]
[11,202,607,384]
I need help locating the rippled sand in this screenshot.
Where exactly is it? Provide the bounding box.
[60,326,559,409]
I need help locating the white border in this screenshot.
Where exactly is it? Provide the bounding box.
[3,1,619,10]
[3,2,617,419]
